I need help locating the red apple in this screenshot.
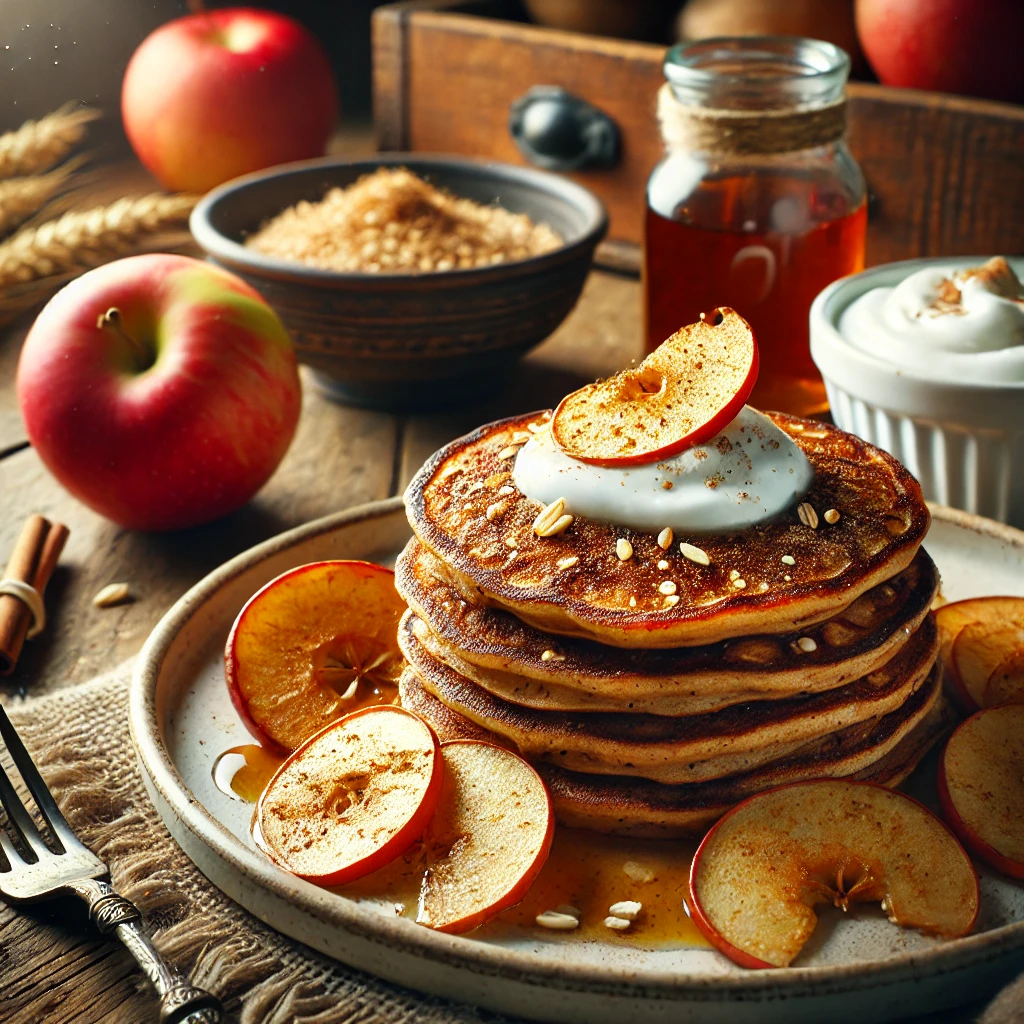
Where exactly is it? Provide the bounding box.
[17,253,301,531]
[551,308,758,466]
[122,8,338,193]
[855,0,1024,104]
[689,779,979,968]
[257,705,443,887]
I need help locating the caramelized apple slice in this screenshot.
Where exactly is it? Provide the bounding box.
[257,705,442,886]
[225,560,406,752]
[985,650,1024,706]
[939,704,1024,879]
[417,740,554,933]
[952,622,1024,711]
[935,597,1024,705]
[551,308,758,466]
[688,780,978,968]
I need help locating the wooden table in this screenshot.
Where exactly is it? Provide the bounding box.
[0,169,988,1024]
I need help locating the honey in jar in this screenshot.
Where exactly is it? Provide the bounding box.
[644,38,867,417]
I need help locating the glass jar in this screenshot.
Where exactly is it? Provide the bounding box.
[644,37,867,417]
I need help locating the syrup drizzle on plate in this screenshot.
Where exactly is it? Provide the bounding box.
[212,744,282,803]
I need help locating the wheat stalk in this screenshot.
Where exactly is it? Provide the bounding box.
[0,192,198,291]
[0,103,100,180]
[0,155,86,237]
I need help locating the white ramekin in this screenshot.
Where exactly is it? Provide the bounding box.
[810,256,1024,528]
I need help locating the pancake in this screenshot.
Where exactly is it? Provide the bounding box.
[399,612,939,783]
[404,411,930,648]
[397,539,939,714]
[399,664,948,837]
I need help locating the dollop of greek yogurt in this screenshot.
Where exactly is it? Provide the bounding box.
[513,406,813,534]
[839,257,1024,382]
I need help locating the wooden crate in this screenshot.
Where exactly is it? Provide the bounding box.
[373,0,1024,269]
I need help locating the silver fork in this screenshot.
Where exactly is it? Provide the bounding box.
[0,704,223,1023]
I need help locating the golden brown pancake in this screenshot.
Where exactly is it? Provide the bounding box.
[404,412,930,648]
[397,539,938,714]
[399,611,939,783]
[399,664,947,837]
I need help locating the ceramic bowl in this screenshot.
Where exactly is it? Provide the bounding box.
[189,154,607,412]
[810,257,1024,528]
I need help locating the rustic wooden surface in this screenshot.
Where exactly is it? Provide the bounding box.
[373,0,1024,266]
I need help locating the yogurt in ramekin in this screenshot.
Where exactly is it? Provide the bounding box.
[810,256,1024,527]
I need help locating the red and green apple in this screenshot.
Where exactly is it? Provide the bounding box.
[17,253,301,531]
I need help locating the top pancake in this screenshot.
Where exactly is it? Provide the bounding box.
[405,411,930,647]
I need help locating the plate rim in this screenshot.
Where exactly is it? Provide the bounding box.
[129,498,1024,1002]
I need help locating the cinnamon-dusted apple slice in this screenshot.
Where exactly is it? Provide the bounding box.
[226,560,406,752]
[688,780,978,969]
[551,307,758,466]
[417,740,553,933]
[257,705,442,886]
[939,704,1024,879]
[951,620,1024,711]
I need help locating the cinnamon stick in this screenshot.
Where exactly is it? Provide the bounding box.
[0,514,69,675]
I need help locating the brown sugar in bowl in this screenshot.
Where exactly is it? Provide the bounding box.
[189,154,607,412]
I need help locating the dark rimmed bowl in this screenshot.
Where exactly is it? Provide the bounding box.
[189,154,608,411]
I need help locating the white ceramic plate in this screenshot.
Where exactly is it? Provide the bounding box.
[130,498,1024,1023]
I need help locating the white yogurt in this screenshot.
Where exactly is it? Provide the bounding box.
[838,258,1024,383]
[513,406,813,534]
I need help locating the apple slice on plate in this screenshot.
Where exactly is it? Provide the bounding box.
[951,620,1024,712]
[688,780,978,968]
[985,650,1024,706]
[551,307,758,466]
[417,740,554,934]
[934,596,1024,707]
[256,705,442,886]
[226,560,407,753]
[939,704,1024,879]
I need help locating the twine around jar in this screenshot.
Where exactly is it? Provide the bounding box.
[656,82,847,156]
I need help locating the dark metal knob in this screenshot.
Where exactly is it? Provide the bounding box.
[509,86,619,172]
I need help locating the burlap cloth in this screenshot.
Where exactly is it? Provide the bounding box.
[2,662,1022,1024]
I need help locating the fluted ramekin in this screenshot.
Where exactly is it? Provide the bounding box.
[810,257,1024,528]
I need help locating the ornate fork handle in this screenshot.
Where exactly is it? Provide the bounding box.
[68,879,224,1024]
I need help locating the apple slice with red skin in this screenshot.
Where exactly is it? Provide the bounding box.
[934,597,1024,709]
[551,307,759,466]
[416,740,554,934]
[225,560,406,753]
[939,704,1024,880]
[256,705,442,886]
[985,650,1024,707]
[688,779,979,969]
[951,621,1024,712]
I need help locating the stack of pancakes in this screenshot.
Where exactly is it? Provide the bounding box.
[396,411,949,837]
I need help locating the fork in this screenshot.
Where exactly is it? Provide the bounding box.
[0,705,223,1023]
